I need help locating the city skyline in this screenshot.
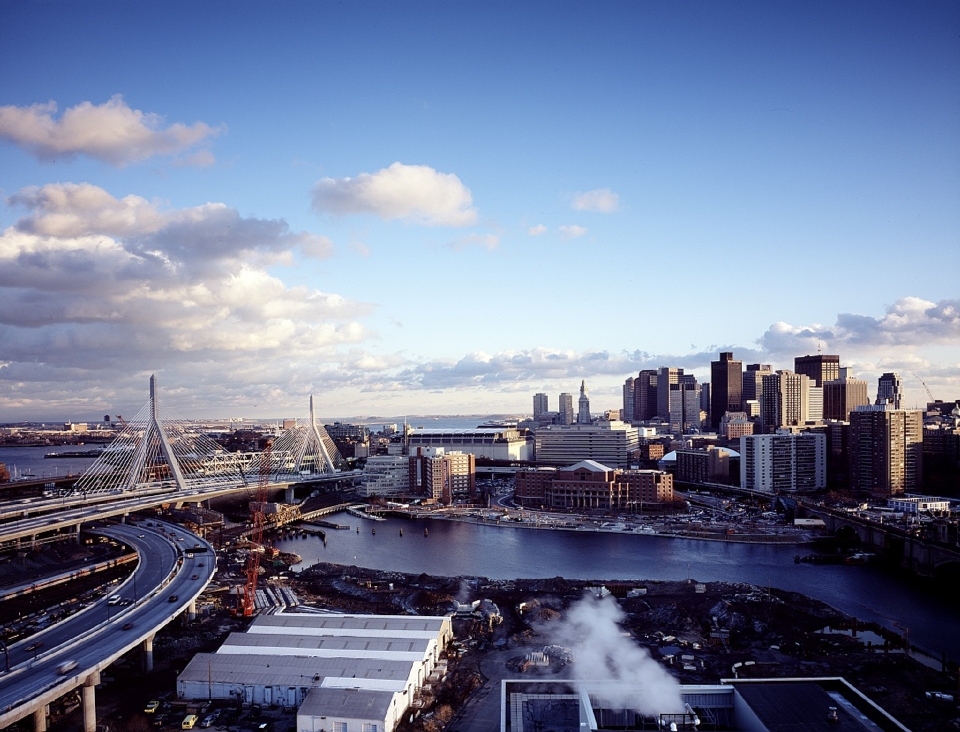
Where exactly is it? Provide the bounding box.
[1,2,958,421]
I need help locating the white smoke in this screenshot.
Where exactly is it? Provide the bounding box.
[546,592,685,715]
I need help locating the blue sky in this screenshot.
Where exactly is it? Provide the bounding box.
[1,1,958,421]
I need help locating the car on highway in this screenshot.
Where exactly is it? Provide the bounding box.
[25,641,42,652]
[168,594,179,602]
[56,659,78,675]
[191,574,199,579]
[122,621,135,630]
[108,594,122,605]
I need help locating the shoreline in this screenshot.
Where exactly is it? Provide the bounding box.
[384,508,816,546]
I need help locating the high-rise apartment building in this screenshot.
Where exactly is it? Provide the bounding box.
[743,363,772,404]
[823,368,869,420]
[848,405,922,497]
[740,432,827,492]
[794,354,840,388]
[558,393,574,425]
[578,380,591,424]
[409,447,476,504]
[533,393,549,421]
[876,372,903,409]
[622,377,635,422]
[710,351,743,430]
[760,370,816,432]
[633,370,658,422]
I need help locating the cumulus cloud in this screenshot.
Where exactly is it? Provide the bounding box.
[571,187,620,213]
[0,95,223,166]
[311,162,478,226]
[0,183,370,393]
[758,297,960,355]
[527,224,547,236]
[558,224,587,238]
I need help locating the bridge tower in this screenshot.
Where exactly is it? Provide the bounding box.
[264,394,344,478]
[69,375,246,496]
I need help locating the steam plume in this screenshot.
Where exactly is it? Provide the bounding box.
[546,592,685,715]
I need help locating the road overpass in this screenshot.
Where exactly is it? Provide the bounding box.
[0,521,216,731]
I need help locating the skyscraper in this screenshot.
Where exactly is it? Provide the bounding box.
[848,405,922,496]
[622,377,635,422]
[710,351,743,430]
[743,364,772,403]
[533,393,549,420]
[823,368,869,420]
[633,369,658,422]
[656,367,682,420]
[760,370,815,432]
[578,380,591,424]
[876,372,903,409]
[668,377,701,434]
[558,392,574,425]
[794,354,840,388]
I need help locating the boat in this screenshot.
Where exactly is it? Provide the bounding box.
[424,528,429,537]
[372,528,376,535]
[399,528,403,537]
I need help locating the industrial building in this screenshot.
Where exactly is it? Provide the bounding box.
[501,677,908,731]
[177,612,452,732]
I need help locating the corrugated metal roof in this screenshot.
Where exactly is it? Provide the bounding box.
[222,632,429,655]
[299,687,395,720]
[178,652,412,689]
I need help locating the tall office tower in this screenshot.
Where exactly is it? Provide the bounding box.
[577,380,591,424]
[622,377,635,422]
[742,364,772,403]
[710,351,743,430]
[558,393,574,425]
[823,368,869,420]
[656,367,682,419]
[876,372,903,409]
[533,393,549,421]
[794,354,841,388]
[700,383,711,415]
[668,376,701,434]
[633,369,658,421]
[760,370,814,432]
[848,405,923,496]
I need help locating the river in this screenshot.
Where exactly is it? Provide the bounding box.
[275,511,960,662]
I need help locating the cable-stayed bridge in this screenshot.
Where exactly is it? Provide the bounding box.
[65,375,345,497]
[0,376,358,547]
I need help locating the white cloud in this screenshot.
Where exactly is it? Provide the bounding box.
[571,188,620,213]
[0,183,370,385]
[558,224,587,239]
[311,162,478,226]
[0,95,223,166]
[758,297,960,354]
[448,233,500,251]
[527,224,547,236]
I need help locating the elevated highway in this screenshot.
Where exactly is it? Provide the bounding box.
[0,471,360,548]
[0,522,216,731]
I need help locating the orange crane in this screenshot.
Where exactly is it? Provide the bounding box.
[238,439,272,617]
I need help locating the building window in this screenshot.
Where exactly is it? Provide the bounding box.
[333,723,348,732]
[362,725,379,732]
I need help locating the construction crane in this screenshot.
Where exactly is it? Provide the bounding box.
[912,373,936,405]
[238,439,272,617]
